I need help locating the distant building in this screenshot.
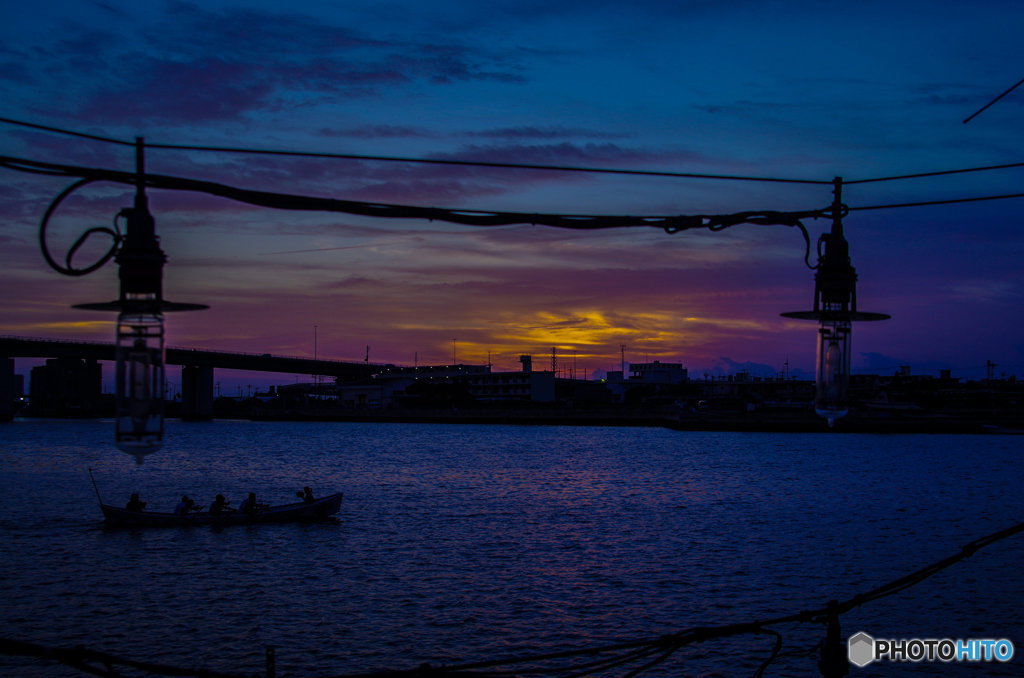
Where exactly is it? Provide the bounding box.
[28,357,103,416]
[465,369,556,403]
[317,359,558,408]
[627,361,688,385]
[334,378,404,408]
[0,358,20,420]
[602,361,689,404]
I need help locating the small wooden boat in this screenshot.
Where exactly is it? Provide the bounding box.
[99,493,343,528]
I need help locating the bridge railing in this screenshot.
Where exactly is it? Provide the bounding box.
[1,335,387,367]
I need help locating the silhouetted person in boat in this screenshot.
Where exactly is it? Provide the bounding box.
[303,486,315,504]
[209,494,230,516]
[174,495,196,518]
[125,493,146,512]
[239,492,258,516]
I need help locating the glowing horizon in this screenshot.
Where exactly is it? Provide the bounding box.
[3,1,1024,389]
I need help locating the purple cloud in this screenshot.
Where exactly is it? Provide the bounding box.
[80,56,277,123]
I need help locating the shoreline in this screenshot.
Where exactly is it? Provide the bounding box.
[9,409,1022,434]
[245,409,1022,434]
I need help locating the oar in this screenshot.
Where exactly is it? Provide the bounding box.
[88,468,104,505]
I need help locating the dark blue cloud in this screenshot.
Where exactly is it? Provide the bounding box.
[317,125,432,139]
[437,142,680,167]
[0,55,33,85]
[11,1,529,126]
[469,126,627,140]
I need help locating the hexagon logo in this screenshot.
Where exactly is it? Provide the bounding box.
[848,631,875,668]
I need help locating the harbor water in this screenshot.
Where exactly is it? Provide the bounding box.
[0,419,1022,676]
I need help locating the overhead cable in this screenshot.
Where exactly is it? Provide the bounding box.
[0,116,133,147]
[844,160,1024,185]
[963,75,1024,124]
[846,191,1024,211]
[10,150,1024,281]
[0,116,828,185]
[145,141,832,185]
[0,154,823,269]
[5,115,1024,186]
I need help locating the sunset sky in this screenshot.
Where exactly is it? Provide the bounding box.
[3,0,1024,389]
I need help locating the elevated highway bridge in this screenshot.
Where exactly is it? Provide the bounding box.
[0,336,386,419]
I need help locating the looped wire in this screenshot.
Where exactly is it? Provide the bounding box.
[38,178,122,277]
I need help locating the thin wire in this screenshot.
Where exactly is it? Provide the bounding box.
[9,114,1024,188]
[146,141,832,184]
[844,160,1024,185]
[848,191,1024,211]
[0,116,134,147]
[963,75,1024,124]
[0,115,829,185]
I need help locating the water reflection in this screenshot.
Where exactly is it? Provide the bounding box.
[0,420,1022,676]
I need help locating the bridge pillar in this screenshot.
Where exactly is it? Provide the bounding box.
[0,358,14,421]
[181,364,214,421]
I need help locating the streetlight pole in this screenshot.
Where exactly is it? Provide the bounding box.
[72,137,206,463]
[782,177,889,426]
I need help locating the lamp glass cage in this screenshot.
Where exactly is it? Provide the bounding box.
[115,306,165,460]
[815,318,851,425]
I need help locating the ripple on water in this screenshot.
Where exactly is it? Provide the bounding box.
[0,421,1022,676]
